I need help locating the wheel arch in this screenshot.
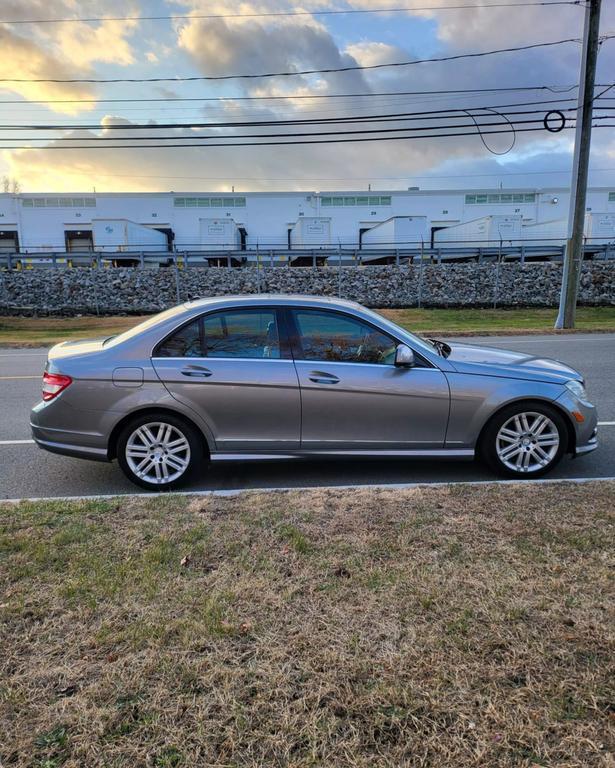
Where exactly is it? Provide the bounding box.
[476,396,576,458]
[107,406,212,461]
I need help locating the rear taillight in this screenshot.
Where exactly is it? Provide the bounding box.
[42,372,72,401]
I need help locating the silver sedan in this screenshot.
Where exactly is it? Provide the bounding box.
[31,295,598,489]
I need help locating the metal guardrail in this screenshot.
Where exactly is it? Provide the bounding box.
[1,243,614,270]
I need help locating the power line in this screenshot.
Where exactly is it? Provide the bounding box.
[10,113,615,144]
[0,1,585,25]
[0,123,596,149]
[0,38,594,84]
[0,99,593,131]
[3,116,583,142]
[0,85,589,105]
[58,167,615,181]
[9,110,613,142]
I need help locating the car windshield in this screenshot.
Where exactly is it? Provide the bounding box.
[103,304,190,348]
[360,307,440,357]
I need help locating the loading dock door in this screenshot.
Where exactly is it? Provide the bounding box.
[65,230,93,251]
[0,231,19,252]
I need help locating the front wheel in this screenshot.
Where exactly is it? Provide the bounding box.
[481,403,567,478]
[117,413,204,490]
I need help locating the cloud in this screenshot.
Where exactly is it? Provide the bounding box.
[2,0,614,191]
[0,26,96,112]
[177,12,370,95]
[0,0,140,113]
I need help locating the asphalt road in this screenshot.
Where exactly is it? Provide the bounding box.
[1,333,614,499]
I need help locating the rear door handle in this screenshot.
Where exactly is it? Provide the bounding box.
[308,371,340,384]
[181,365,212,378]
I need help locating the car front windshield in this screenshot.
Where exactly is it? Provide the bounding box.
[360,307,440,357]
[103,304,190,348]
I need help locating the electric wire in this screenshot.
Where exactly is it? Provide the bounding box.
[0,38,601,84]
[1,98,605,131]
[0,1,587,25]
[1,123,603,150]
[0,85,592,105]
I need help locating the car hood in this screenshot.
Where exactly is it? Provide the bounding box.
[445,342,582,383]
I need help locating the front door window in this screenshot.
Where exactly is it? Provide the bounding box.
[291,309,397,365]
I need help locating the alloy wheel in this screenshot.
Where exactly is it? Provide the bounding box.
[125,421,191,485]
[495,411,560,473]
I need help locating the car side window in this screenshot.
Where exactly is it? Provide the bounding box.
[156,319,202,358]
[292,310,397,365]
[204,310,281,359]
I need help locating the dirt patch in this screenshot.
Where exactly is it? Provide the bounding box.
[1,482,614,767]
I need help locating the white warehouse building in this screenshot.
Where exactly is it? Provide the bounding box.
[0,186,614,259]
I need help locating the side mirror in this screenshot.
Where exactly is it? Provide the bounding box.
[394,343,415,368]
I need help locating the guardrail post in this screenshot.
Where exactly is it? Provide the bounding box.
[91,269,100,316]
[417,241,424,309]
[7,252,12,270]
[173,253,181,304]
[338,246,342,297]
[395,249,399,266]
[520,245,526,264]
[493,254,501,309]
[140,251,144,268]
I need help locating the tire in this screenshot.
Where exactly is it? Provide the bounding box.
[480,402,567,478]
[116,412,205,490]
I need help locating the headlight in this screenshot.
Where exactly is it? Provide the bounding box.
[565,379,588,401]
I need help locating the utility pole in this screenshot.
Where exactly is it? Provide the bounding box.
[555,0,602,329]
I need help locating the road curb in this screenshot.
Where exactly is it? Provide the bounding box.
[2,475,614,504]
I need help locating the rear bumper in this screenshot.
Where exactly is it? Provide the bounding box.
[31,430,110,462]
[30,403,110,462]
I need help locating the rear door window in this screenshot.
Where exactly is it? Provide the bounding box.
[203,309,281,359]
[155,309,284,359]
[155,319,202,357]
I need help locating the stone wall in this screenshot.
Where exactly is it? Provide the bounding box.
[1,262,614,315]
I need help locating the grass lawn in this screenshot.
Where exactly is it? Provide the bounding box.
[377,306,615,335]
[1,482,613,767]
[1,306,615,347]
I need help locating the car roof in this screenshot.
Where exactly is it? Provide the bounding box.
[183,294,363,311]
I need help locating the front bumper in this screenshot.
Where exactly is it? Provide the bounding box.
[555,390,599,457]
[574,427,598,457]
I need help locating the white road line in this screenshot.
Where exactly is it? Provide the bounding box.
[1,475,614,504]
[0,352,47,357]
[0,375,40,380]
[0,439,35,445]
[0,421,613,447]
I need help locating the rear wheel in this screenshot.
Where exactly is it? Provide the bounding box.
[481,403,567,478]
[117,413,204,490]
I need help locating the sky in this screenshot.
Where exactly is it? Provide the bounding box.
[0,0,614,193]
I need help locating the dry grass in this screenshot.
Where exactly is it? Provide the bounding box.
[1,482,614,767]
[2,307,615,346]
[0,316,149,347]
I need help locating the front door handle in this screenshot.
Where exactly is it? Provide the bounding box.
[181,365,212,378]
[308,371,340,385]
